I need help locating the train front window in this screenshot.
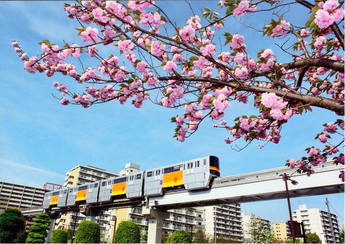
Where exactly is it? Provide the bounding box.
[210,156,219,169]
[209,156,220,176]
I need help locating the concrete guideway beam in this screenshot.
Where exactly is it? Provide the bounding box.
[142,206,169,243]
[148,163,344,208]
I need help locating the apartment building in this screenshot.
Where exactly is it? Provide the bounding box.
[199,204,243,242]
[242,214,271,242]
[63,165,119,187]
[117,206,204,241]
[293,204,340,243]
[56,165,119,242]
[272,222,291,241]
[0,181,48,212]
[0,181,50,230]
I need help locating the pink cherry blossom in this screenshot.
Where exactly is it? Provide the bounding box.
[324,122,337,133]
[151,41,165,57]
[261,93,287,110]
[315,9,334,29]
[230,34,246,50]
[213,94,229,113]
[164,61,177,72]
[271,20,290,37]
[80,27,98,43]
[234,66,249,80]
[225,138,232,144]
[308,147,319,157]
[60,97,70,105]
[323,0,339,11]
[179,26,195,43]
[233,1,256,17]
[200,44,216,57]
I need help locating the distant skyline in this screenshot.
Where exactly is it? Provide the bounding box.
[0,1,343,225]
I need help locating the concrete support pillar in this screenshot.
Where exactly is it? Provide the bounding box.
[142,207,169,243]
[46,215,57,243]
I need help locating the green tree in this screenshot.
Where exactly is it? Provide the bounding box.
[339,230,345,243]
[193,229,208,243]
[75,221,100,243]
[0,208,25,243]
[50,229,68,243]
[26,213,50,243]
[305,233,322,243]
[247,215,276,243]
[167,230,192,243]
[113,221,140,243]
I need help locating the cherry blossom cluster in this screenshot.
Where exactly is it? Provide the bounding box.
[12,0,344,178]
[315,0,344,29]
[287,119,344,180]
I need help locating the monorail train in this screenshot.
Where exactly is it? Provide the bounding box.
[43,156,219,209]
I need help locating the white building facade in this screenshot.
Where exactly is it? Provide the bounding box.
[199,204,243,242]
[293,204,340,243]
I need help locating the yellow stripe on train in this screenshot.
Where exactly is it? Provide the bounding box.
[209,166,219,171]
[50,195,59,205]
[112,182,126,196]
[76,190,88,201]
[163,171,183,188]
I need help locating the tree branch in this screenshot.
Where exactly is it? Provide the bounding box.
[159,75,345,115]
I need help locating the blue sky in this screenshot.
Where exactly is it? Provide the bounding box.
[0,1,343,224]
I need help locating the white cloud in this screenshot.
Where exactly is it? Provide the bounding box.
[0,159,64,187]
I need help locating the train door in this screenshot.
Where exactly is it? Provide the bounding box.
[144,169,163,196]
[126,173,143,198]
[43,192,51,209]
[66,187,77,206]
[86,182,99,203]
[57,189,68,207]
[99,179,112,202]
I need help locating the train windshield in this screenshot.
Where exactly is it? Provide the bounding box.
[210,156,219,169]
[210,156,220,176]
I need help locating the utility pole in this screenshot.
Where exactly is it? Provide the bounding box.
[325,198,336,243]
[282,173,295,242]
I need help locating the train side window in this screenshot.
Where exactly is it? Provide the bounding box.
[195,161,200,167]
[156,170,160,175]
[78,185,88,191]
[203,159,206,165]
[147,171,153,177]
[102,182,106,186]
[108,180,112,185]
[136,174,141,179]
[94,183,98,188]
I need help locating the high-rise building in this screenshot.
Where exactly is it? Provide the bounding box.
[0,181,50,230]
[199,204,243,242]
[272,222,291,241]
[293,204,340,243]
[0,181,48,212]
[242,214,271,242]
